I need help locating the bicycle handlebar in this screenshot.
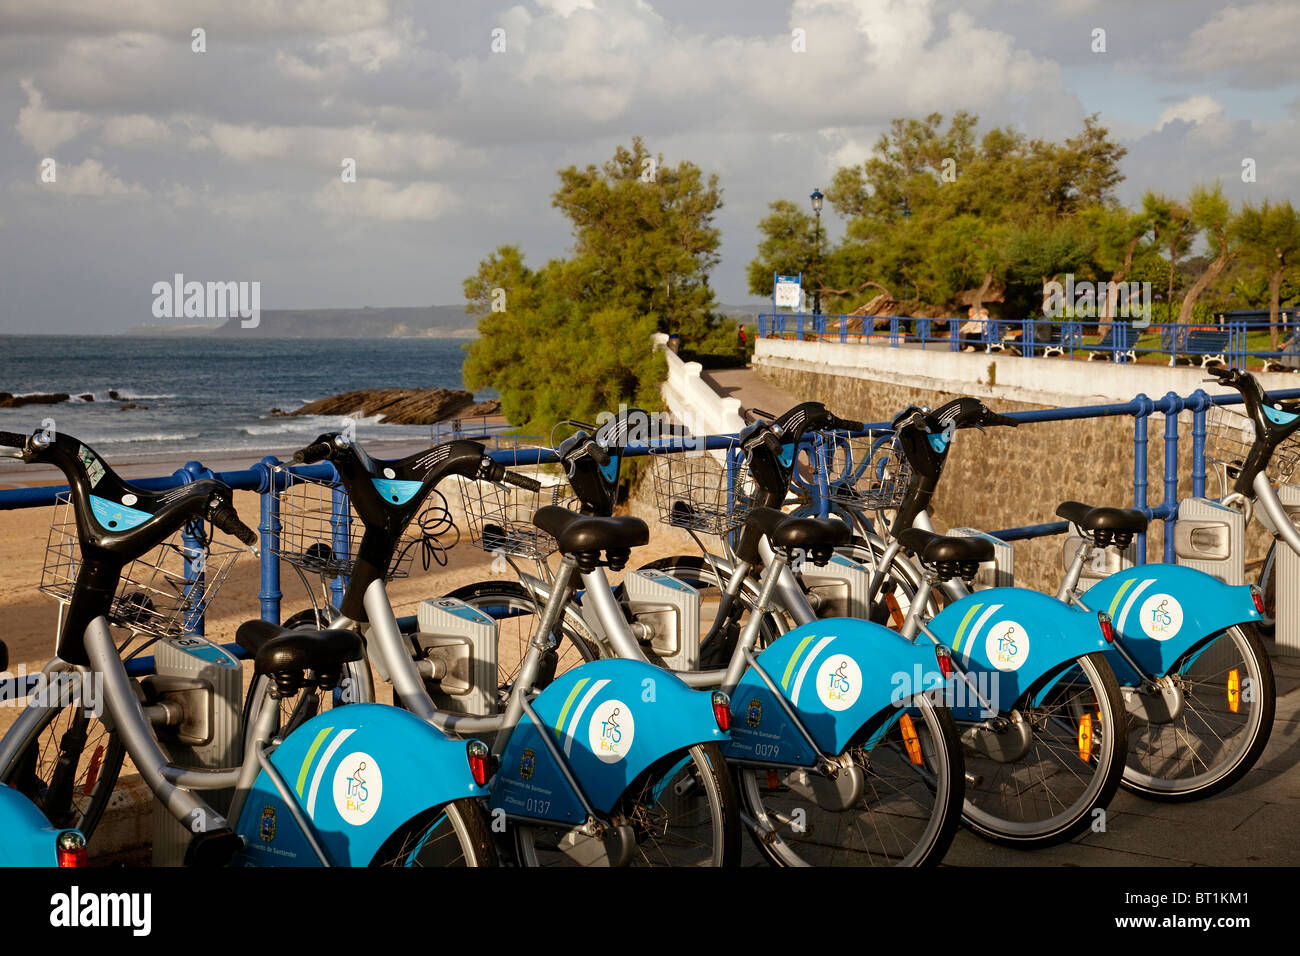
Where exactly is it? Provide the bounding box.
[209,501,258,546]
[293,440,334,465]
[501,470,542,493]
[0,431,26,449]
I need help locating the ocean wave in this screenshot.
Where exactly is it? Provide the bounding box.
[98,432,201,444]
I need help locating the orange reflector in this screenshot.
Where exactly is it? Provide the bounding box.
[1077,713,1093,762]
[82,744,104,797]
[766,770,780,789]
[885,593,904,629]
[1228,669,1241,714]
[899,714,924,765]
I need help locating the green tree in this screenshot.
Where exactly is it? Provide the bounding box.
[746,199,818,298]
[1233,199,1300,350]
[1142,192,1196,325]
[464,140,724,432]
[1177,183,1237,326]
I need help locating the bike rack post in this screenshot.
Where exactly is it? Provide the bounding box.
[1132,394,1153,564]
[254,456,282,625]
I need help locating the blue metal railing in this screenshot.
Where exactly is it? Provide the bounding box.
[4,386,1300,644]
[757,314,1300,369]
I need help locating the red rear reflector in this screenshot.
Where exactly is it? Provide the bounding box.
[711,692,731,732]
[1098,612,1115,643]
[1251,586,1265,615]
[766,770,780,789]
[466,740,491,787]
[935,646,954,678]
[57,831,86,867]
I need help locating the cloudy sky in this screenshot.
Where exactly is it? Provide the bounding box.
[2,0,1298,334]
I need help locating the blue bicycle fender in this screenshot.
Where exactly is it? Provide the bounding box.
[233,703,487,867]
[492,659,726,826]
[1082,564,1262,679]
[928,588,1111,718]
[725,618,946,763]
[0,787,68,866]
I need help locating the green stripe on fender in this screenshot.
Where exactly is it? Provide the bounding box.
[952,603,984,655]
[781,634,817,691]
[1108,578,1134,619]
[296,726,334,797]
[554,678,589,736]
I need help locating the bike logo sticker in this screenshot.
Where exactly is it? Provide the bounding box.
[1139,594,1183,641]
[332,752,383,826]
[520,748,536,780]
[588,699,635,763]
[259,805,276,843]
[985,621,1030,671]
[746,698,763,727]
[815,654,862,711]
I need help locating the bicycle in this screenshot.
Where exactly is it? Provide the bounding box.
[0,428,497,866]
[447,407,967,866]
[261,432,738,867]
[569,403,1127,849]
[830,391,1273,803]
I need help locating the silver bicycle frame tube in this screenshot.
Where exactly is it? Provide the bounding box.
[82,617,227,833]
[1254,471,1300,557]
[362,578,440,725]
[578,567,647,662]
[758,537,816,627]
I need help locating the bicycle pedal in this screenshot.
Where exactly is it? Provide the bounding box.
[184,828,245,867]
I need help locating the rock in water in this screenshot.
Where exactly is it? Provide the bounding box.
[289,388,500,425]
[0,392,70,407]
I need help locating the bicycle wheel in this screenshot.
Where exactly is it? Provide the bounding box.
[370,798,497,866]
[1122,625,1275,801]
[513,743,739,866]
[737,693,963,866]
[961,651,1127,848]
[637,555,785,662]
[443,581,601,707]
[0,693,124,839]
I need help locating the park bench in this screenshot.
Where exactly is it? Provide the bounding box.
[1162,325,1230,367]
[1087,323,1138,362]
[1024,322,1083,358]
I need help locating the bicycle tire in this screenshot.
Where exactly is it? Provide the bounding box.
[737,692,963,866]
[370,797,497,866]
[0,691,124,841]
[513,742,739,867]
[1122,624,1275,801]
[961,651,1127,848]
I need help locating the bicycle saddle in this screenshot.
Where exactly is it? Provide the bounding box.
[898,528,991,584]
[533,505,648,572]
[238,619,363,697]
[1056,500,1146,549]
[745,507,848,565]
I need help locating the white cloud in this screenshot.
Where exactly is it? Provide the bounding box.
[314,178,453,221]
[47,158,147,197]
[1180,1,1300,85]
[102,113,170,145]
[1158,95,1223,128]
[15,78,93,152]
[205,122,457,173]
[0,0,394,38]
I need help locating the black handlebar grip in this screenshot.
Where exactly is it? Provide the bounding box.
[827,415,865,433]
[211,503,258,546]
[293,441,333,465]
[503,471,542,493]
[588,441,612,468]
[987,412,1020,428]
[0,431,27,448]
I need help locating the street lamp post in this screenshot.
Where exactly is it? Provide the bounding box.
[810,188,823,317]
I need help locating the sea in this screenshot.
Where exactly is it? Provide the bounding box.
[0,335,486,473]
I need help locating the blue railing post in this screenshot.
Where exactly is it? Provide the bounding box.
[254,456,282,625]
[758,315,766,338]
[176,459,213,636]
[1159,392,1182,562]
[329,470,350,611]
[1187,389,1209,499]
[1132,394,1153,564]
[796,312,804,341]
[890,315,899,348]
[840,314,847,343]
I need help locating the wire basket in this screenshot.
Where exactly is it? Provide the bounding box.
[822,431,912,510]
[39,492,242,639]
[457,474,577,560]
[650,446,756,535]
[274,470,419,579]
[1205,405,1300,487]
